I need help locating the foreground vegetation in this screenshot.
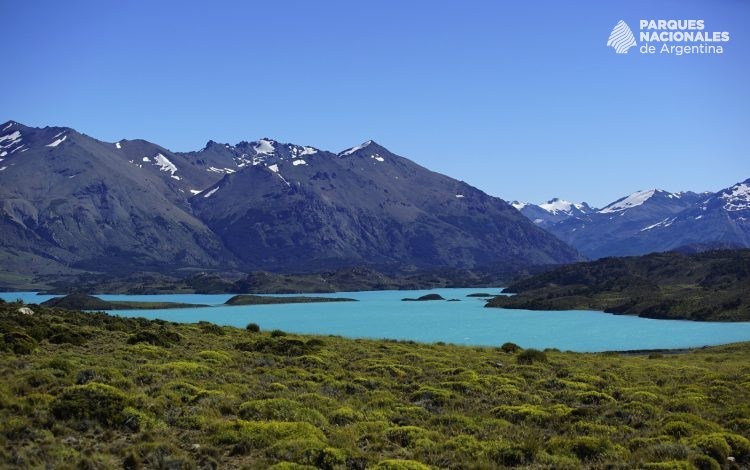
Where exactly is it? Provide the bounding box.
[488,250,750,321]
[1,300,749,469]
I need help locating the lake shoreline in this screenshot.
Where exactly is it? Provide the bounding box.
[4,288,750,352]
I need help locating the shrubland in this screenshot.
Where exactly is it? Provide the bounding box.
[1,299,749,469]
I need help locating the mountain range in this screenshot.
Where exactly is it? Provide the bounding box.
[0,120,579,281]
[514,183,750,259]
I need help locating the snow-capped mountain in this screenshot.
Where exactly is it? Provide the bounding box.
[511,198,596,228]
[0,121,580,277]
[536,187,745,259]
[189,139,580,271]
[624,179,750,254]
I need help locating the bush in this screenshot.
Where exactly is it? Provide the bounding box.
[238,399,327,427]
[372,460,430,470]
[246,323,261,333]
[51,383,129,426]
[127,329,180,348]
[2,331,37,354]
[330,407,364,426]
[517,348,547,365]
[270,329,287,337]
[384,426,431,448]
[569,436,615,460]
[213,420,326,448]
[198,322,225,336]
[690,434,731,463]
[663,421,694,438]
[266,438,345,469]
[500,342,521,353]
[691,455,721,470]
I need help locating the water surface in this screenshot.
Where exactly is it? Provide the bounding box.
[4,288,750,352]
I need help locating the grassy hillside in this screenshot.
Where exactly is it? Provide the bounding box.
[1,300,750,469]
[487,250,750,321]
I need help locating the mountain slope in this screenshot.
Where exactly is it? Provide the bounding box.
[0,121,232,275]
[511,199,596,228]
[626,179,750,253]
[545,189,710,259]
[0,122,580,278]
[190,140,581,271]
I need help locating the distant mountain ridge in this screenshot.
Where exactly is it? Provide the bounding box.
[515,184,748,259]
[511,198,596,228]
[0,120,580,281]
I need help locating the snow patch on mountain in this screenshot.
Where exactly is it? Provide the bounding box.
[600,189,657,213]
[340,140,373,157]
[203,187,219,198]
[539,198,585,215]
[254,139,275,155]
[299,146,317,156]
[292,159,306,166]
[720,182,750,211]
[0,131,22,148]
[511,201,527,210]
[115,142,121,149]
[46,135,67,147]
[268,164,279,173]
[154,153,179,180]
[208,167,236,174]
[640,217,676,232]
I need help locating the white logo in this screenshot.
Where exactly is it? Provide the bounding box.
[607,20,637,54]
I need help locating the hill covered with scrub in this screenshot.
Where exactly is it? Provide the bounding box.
[1,301,750,469]
[487,249,750,321]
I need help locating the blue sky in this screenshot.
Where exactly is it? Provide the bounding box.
[1,0,747,207]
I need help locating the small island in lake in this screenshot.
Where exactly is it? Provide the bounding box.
[41,293,207,310]
[225,295,357,306]
[402,293,445,301]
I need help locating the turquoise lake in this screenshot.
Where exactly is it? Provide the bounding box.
[4,288,750,352]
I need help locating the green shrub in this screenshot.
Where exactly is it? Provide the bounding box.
[266,438,346,470]
[51,383,129,426]
[127,329,180,348]
[410,386,452,408]
[372,459,431,469]
[213,420,326,448]
[238,398,327,427]
[517,348,547,365]
[576,391,616,405]
[663,421,694,438]
[329,406,364,426]
[568,436,616,460]
[500,342,521,353]
[197,350,231,364]
[198,322,225,336]
[246,323,261,333]
[691,455,721,470]
[235,337,320,356]
[642,462,692,470]
[486,444,527,466]
[3,331,37,354]
[270,329,287,337]
[690,434,731,462]
[384,426,431,448]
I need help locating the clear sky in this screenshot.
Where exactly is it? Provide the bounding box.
[1,0,748,207]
